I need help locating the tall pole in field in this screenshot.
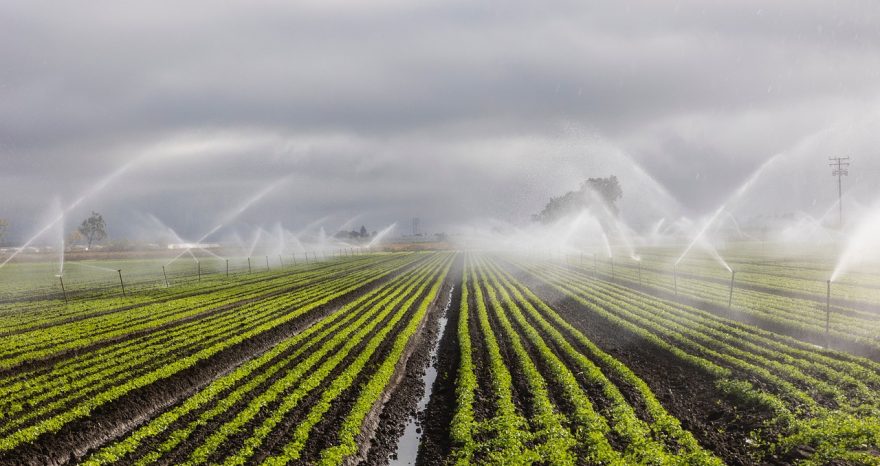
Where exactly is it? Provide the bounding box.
[265,255,270,271]
[248,257,252,273]
[292,253,296,266]
[226,259,229,277]
[728,271,736,308]
[117,269,127,297]
[58,276,68,303]
[610,257,615,282]
[279,255,283,268]
[673,265,678,296]
[826,280,832,348]
[197,260,201,282]
[637,261,642,287]
[162,265,169,287]
[829,156,850,228]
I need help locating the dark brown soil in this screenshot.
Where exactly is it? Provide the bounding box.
[414,265,462,466]
[360,256,462,466]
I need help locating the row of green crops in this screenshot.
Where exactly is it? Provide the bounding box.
[449,253,721,465]
[519,258,880,465]
[0,252,429,455]
[583,255,880,352]
[0,251,368,302]
[0,253,392,336]
[80,251,453,465]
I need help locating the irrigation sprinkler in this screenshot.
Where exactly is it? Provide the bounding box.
[117,269,127,297]
[292,254,296,266]
[826,280,832,348]
[58,276,68,303]
[265,256,270,271]
[197,260,201,282]
[248,257,252,273]
[313,252,318,262]
[226,259,229,277]
[279,255,284,268]
[610,257,615,282]
[673,265,678,296]
[728,270,736,308]
[637,261,642,287]
[162,265,169,287]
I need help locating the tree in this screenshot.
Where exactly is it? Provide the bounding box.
[359,225,368,238]
[78,211,107,250]
[533,176,623,224]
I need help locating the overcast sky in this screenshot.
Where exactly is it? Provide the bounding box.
[2,0,880,242]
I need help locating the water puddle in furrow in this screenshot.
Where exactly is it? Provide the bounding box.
[389,285,454,466]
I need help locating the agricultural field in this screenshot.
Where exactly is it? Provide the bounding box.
[0,247,879,465]
[6,0,880,463]
[566,245,880,358]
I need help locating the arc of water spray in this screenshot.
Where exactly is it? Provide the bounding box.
[675,205,727,268]
[675,155,780,271]
[1,159,142,269]
[165,177,289,266]
[366,223,397,248]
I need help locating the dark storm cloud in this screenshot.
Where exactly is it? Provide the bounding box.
[2,0,880,241]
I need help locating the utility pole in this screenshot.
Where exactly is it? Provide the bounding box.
[412,217,420,237]
[829,156,850,228]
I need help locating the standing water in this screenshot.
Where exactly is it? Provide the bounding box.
[389,285,454,466]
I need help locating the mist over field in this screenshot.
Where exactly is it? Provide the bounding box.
[1,0,880,245]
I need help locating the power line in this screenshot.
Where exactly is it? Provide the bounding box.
[829,156,850,228]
